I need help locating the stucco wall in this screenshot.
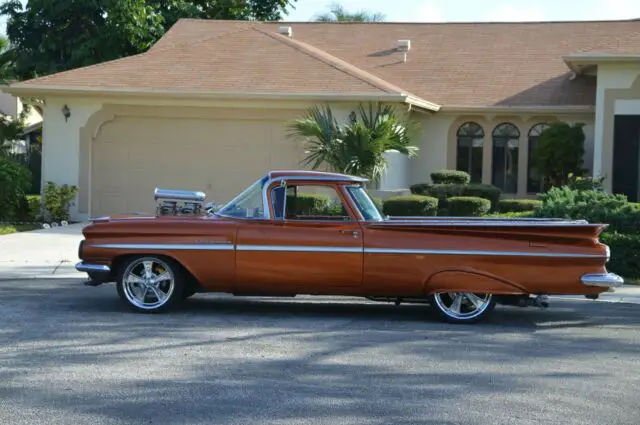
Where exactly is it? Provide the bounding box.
[594,62,640,189]
[42,97,103,220]
[41,96,393,221]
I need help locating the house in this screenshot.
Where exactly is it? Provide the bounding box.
[3,18,640,220]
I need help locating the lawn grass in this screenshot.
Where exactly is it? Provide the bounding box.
[0,223,41,236]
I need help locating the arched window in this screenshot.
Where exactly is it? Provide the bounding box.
[456,122,484,183]
[527,123,551,194]
[492,123,520,194]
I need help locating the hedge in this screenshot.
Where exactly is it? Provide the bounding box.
[430,170,471,185]
[411,183,502,212]
[286,193,331,215]
[447,196,491,217]
[496,199,543,213]
[0,157,32,221]
[600,232,640,280]
[382,195,438,216]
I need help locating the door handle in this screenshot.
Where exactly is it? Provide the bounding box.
[339,230,359,237]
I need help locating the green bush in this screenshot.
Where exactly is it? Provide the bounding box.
[430,170,471,185]
[0,157,32,221]
[533,186,638,233]
[418,183,502,211]
[497,199,543,213]
[485,211,536,218]
[371,196,383,213]
[382,195,438,216]
[461,184,502,211]
[409,183,430,196]
[447,196,491,217]
[42,182,79,222]
[600,232,640,279]
[286,192,331,215]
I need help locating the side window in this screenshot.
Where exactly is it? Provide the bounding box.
[272,184,352,221]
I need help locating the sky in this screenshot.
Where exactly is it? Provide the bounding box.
[284,0,640,22]
[2,0,640,33]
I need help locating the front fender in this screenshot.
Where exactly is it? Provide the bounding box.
[424,268,527,295]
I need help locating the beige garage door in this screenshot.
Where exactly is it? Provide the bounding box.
[91,115,304,216]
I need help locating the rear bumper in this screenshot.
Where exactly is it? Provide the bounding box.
[581,272,624,288]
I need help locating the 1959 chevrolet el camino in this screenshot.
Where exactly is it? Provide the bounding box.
[76,170,624,324]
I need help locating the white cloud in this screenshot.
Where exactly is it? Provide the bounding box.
[485,5,546,22]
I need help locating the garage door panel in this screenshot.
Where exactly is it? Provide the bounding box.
[91,115,304,216]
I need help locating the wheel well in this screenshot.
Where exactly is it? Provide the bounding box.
[110,254,203,293]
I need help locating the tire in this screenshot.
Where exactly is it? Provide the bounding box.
[428,292,496,324]
[115,255,185,313]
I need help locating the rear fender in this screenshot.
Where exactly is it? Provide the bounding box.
[424,268,528,295]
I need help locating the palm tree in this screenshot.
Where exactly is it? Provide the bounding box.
[287,103,418,186]
[313,2,385,22]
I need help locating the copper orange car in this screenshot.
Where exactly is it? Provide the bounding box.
[75,170,623,323]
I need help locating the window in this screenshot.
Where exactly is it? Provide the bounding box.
[492,123,520,194]
[216,176,267,219]
[272,184,353,221]
[527,123,550,194]
[456,122,484,183]
[346,185,384,221]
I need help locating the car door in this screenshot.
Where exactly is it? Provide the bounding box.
[234,182,364,294]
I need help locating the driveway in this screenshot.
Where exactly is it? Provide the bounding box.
[0,222,86,279]
[0,278,639,425]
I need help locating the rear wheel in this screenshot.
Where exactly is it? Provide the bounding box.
[115,255,185,313]
[428,292,496,324]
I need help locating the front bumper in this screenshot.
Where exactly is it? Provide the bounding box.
[581,272,624,288]
[76,262,112,285]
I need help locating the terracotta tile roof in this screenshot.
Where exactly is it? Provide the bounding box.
[14,18,640,107]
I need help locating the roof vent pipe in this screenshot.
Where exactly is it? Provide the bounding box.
[278,26,293,37]
[397,39,411,62]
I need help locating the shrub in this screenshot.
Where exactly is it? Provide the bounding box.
[371,196,383,213]
[531,122,587,188]
[533,186,635,233]
[382,195,438,216]
[412,183,502,212]
[447,196,491,217]
[485,211,536,218]
[42,182,80,222]
[497,199,543,213]
[430,170,470,185]
[600,232,640,279]
[0,157,32,221]
[286,192,331,215]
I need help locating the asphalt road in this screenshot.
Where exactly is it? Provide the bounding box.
[1,279,639,425]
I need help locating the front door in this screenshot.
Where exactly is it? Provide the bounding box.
[234,182,363,294]
[613,115,640,202]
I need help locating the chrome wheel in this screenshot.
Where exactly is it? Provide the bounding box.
[122,257,176,310]
[432,292,494,323]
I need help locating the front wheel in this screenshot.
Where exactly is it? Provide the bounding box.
[428,292,496,324]
[115,255,185,313]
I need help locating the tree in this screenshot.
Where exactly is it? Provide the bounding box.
[531,122,587,189]
[287,103,418,185]
[0,0,297,81]
[313,2,385,22]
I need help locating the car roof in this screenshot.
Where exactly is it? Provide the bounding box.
[267,170,368,183]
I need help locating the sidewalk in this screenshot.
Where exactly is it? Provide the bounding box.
[0,222,86,280]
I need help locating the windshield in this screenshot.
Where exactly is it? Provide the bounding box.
[216,176,267,219]
[346,185,384,221]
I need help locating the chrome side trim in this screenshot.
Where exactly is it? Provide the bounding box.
[237,245,362,253]
[364,248,608,258]
[89,243,608,258]
[91,243,234,251]
[581,272,624,288]
[75,262,111,273]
